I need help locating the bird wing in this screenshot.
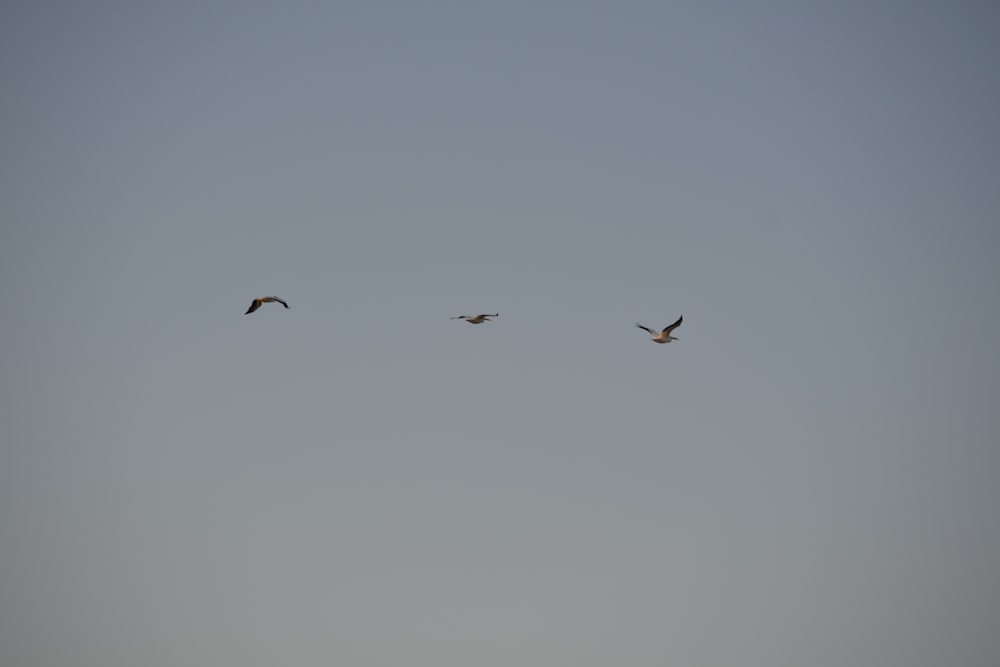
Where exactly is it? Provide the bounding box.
[245,299,261,314]
[450,315,467,320]
[635,322,655,335]
[662,315,683,334]
[273,297,289,308]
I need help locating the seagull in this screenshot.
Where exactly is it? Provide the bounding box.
[636,315,682,343]
[450,313,498,324]
[245,296,290,315]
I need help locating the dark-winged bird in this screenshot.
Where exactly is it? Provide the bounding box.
[635,315,682,343]
[450,313,498,324]
[245,296,290,315]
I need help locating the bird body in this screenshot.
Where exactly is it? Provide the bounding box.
[636,315,682,343]
[245,296,290,314]
[450,313,498,324]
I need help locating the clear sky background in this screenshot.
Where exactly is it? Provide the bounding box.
[2,2,998,666]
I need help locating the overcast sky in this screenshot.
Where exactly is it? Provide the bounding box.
[2,2,998,666]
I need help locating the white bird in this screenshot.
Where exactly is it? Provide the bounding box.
[636,315,682,343]
[450,313,498,324]
[245,296,290,315]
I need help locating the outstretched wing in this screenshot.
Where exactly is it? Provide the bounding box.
[662,315,683,334]
[635,322,655,335]
[450,315,467,320]
[273,297,289,309]
[245,299,261,314]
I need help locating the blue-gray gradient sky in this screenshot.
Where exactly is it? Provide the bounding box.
[2,2,998,666]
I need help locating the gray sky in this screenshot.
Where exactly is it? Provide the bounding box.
[2,2,998,666]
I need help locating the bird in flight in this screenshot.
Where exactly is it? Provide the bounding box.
[450,313,498,324]
[636,315,682,343]
[245,296,290,315]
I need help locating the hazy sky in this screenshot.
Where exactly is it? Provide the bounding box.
[2,2,998,666]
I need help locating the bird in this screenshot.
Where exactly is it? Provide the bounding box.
[450,313,498,324]
[245,296,290,315]
[635,315,682,343]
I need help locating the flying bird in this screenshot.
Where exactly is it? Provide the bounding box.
[636,315,682,343]
[450,313,498,324]
[245,296,290,315]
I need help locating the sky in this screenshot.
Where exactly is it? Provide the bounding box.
[1,1,998,665]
